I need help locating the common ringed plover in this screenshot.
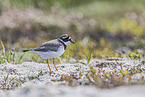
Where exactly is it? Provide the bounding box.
[22,34,75,71]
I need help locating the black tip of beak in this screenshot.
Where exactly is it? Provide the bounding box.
[70,39,75,43]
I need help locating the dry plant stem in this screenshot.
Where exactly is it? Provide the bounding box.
[53,58,58,71]
[47,59,52,72]
[0,38,5,54]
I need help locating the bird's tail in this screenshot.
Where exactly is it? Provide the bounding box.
[22,49,33,52]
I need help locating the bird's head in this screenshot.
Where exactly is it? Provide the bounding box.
[58,34,75,46]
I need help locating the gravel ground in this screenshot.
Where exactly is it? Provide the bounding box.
[0,84,145,97]
[0,58,145,97]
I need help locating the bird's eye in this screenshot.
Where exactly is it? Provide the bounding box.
[65,36,69,39]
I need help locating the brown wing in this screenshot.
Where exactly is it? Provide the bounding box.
[34,39,62,52]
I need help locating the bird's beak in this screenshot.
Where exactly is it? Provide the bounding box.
[70,39,75,43]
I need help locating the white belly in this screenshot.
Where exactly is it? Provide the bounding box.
[31,46,65,59]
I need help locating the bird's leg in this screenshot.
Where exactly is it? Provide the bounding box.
[53,58,58,71]
[47,59,52,72]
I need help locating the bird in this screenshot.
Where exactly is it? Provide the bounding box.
[22,34,75,71]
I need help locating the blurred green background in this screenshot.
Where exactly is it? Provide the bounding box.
[0,0,145,61]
